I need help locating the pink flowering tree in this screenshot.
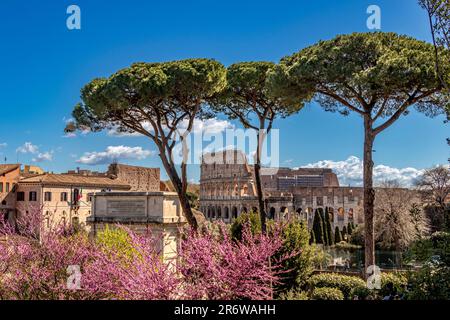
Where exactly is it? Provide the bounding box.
[178,223,286,300]
[0,209,292,300]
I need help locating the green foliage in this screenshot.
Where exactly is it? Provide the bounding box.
[347,222,353,235]
[350,225,365,247]
[406,231,450,265]
[311,287,344,300]
[404,231,450,300]
[269,32,449,114]
[379,272,408,297]
[278,289,310,300]
[312,209,325,244]
[407,261,450,300]
[324,208,334,246]
[275,220,316,292]
[230,211,262,241]
[96,226,136,260]
[350,286,372,300]
[334,226,342,243]
[342,226,348,240]
[186,192,199,209]
[309,230,315,245]
[307,273,367,299]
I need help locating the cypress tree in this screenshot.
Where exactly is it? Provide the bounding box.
[342,226,348,241]
[334,226,342,243]
[319,208,329,245]
[312,209,324,244]
[309,229,315,245]
[324,207,334,246]
[347,222,353,235]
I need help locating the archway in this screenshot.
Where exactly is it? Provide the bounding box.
[232,206,238,219]
[217,207,222,219]
[224,207,229,219]
[269,207,276,220]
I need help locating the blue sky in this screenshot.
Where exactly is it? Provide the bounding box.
[0,0,448,185]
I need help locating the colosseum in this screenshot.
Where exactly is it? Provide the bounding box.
[199,150,364,230]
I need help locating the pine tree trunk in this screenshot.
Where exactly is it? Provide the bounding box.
[254,163,267,234]
[363,117,376,278]
[255,128,267,234]
[158,147,198,231]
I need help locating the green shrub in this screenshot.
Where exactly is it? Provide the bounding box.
[350,225,365,247]
[407,262,450,300]
[311,287,344,300]
[274,220,316,292]
[307,273,366,299]
[334,226,342,243]
[278,289,309,300]
[350,286,372,300]
[230,211,261,241]
[96,225,136,260]
[379,272,408,297]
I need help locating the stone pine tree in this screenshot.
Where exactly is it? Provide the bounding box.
[212,62,309,233]
[269,32,450,274]
[312,209,325,244]
[65,59,227,230]
[334,226,342,243]
[420,0,450,91]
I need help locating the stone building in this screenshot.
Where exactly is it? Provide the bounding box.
[107,163,160,192]
[16,173,131,231]
[199,150,364,230]
[0,164,21,224]
[1,163,163,232]
[88,191,185,263]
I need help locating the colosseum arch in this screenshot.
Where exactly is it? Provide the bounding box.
[269,207,276,219]
[232,206,238,219]
[217,207,222,219]
[224,207,229,219]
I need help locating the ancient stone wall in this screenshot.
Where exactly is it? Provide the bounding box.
[108,164,160,192]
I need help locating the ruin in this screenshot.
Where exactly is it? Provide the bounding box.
[199,150,364,230]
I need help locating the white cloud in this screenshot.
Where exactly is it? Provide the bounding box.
[77,146,153,165]
[301,156,424,187]
[107,118,234,137]
[33,152,53,163]
[0,143,6,148]
[16,142,39,154]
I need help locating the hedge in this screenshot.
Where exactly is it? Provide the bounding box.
[307,273,366,299]
[311,287,344,300]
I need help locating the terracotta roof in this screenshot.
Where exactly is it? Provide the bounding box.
[0,164,20,176]
[19,174,131,189]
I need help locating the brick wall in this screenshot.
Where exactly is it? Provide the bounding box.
[108,164,160,192]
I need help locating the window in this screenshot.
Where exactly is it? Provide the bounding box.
[61,192,68,202]
[44,192,52,202]
[29,191,37,201]
[72,188,80,204]
[17,192,25,201]
[0,182,3,192]
[5,183,10,193]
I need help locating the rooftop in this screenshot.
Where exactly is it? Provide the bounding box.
[19,173,131,189]
[0,164,20,176]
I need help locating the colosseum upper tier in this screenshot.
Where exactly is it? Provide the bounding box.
[199,150,364,230]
